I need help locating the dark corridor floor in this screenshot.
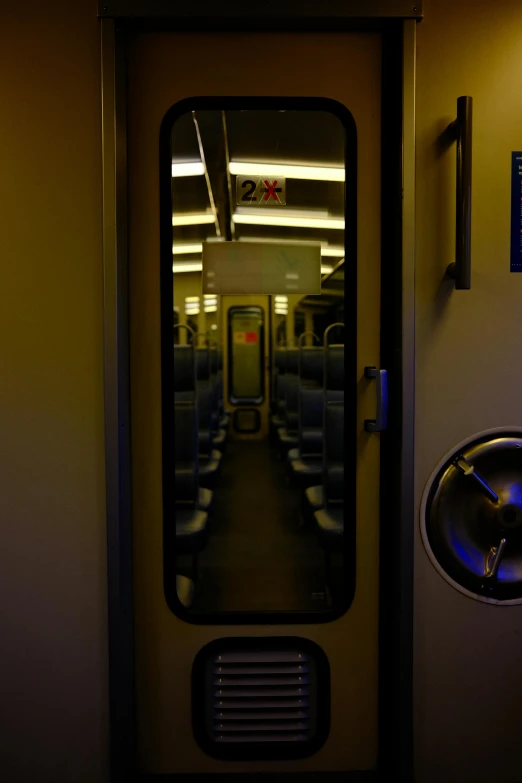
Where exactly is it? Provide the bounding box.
[190,439,328,613]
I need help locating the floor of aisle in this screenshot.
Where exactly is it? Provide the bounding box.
[190,439,328,613]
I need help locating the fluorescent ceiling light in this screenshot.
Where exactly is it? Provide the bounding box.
[173,243,203,255]
[185,296,199,303]
[232,210,344,230]
[275,295,288,303]
[171,161,205,177]
[275,310,288,316]
[229,161,345,182]
[204,306,218,313]
[172,213,215,227]
[321,265,334,274]
[172,262,203,273]
[321,247,345,257]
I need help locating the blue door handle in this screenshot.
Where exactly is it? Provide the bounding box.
[364,367,388,432]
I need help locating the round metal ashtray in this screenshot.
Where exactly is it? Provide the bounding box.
[421,430,522,603]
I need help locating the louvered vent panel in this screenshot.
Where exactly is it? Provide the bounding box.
[193,638,329,759]
[212,650,312,744]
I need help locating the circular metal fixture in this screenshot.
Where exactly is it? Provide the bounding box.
[420,428,522,604]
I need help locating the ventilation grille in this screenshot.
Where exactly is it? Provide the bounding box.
[212,650,313,744]
[193,639,329,759]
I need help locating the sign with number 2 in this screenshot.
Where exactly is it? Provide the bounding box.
[236,175,286,206]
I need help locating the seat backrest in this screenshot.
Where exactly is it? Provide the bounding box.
[325,345,344,404]
[174,345,196,401]
[299,346,324,387]
[284,374,299,432]
[216,347,224,416]
[196,348,210,382]
[196,382,214,456]
[323,401,344,506]
[276,374,288,418]
[272,348,287,414]
[298,387,324,457]
[279,348,299,429]
[285,348,299,376]
[174,401,198,504]
[274,348,287,375]
[209,347,220,430]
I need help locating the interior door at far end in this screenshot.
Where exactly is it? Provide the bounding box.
[224,295,269,440]
[128,31,381,775]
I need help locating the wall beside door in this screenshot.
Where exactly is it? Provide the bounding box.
[415,2,522,781]
[0,2,108,782]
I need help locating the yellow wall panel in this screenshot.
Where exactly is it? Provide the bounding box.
[0,2,108,781]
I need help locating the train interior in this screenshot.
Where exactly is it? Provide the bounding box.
[170,109,347,615]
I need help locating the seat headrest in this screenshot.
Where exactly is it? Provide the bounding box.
[174,345,195,394]
[196,348,210,381]
[285,348,299,375]
[299,347,324,384]
[325,345,344,391]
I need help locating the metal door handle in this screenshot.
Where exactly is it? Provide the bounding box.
[445,96,473,289]
[484,538,507,579]
[364,367,388,432]
[453,455,499,503]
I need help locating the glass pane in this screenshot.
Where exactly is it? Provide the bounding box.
[167,101,350,619]
[230,307,263,403]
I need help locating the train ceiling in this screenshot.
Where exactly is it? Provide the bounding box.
[171,109,345,308]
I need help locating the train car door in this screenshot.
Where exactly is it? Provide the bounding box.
[223,295,269,440]
[127,29,383,776]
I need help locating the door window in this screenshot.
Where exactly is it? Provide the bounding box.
[164,99,352,621]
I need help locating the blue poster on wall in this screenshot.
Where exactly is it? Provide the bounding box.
[511,152,522,272]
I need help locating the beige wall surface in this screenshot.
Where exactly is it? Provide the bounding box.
[415,2,522,782]
[0,2,108,781]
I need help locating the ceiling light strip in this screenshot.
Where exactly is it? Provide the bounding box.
[232,213,344,230]
[172,214,215,227]
[172,243,203,254]
[172,262,203,273]
[171,161,205,177]
[229,161,345,182]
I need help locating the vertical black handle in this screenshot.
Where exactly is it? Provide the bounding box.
[446,96,473,289]
[364,367,388,432]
